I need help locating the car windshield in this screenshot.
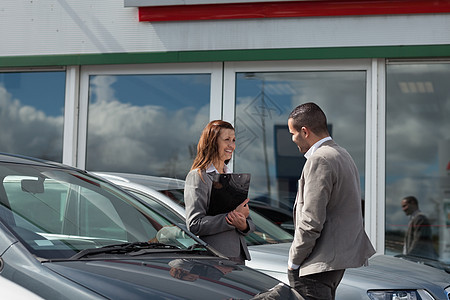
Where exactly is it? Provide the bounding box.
[156,186,294,246]
[0,163,201,260]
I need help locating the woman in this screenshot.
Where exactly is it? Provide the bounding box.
[184,120,255,264]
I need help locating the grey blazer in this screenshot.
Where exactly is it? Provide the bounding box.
[289,140,375,276]
[184,169,255,260]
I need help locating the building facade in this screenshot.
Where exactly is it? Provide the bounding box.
[1,0,450,260]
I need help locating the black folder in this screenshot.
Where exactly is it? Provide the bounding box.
[207,173,251,216]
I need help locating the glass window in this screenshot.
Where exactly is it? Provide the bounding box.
[0,71,65,161]
[86,74,210,179]
[128,189,186,224]
[385,63,450,264]
[234,71,367,212]
[0,162,199,259]
[4,175,67,233]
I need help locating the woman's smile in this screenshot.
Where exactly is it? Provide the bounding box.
[218,129,236,161]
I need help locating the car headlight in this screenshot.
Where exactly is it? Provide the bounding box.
[368,289,434,300]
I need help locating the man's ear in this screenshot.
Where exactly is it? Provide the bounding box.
[301,126,310,138]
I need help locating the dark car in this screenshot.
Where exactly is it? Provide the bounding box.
[0,153,297,299]
[248,201,294,234]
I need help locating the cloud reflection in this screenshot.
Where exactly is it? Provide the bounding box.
[0,85,63,161]
[86,75,209,179]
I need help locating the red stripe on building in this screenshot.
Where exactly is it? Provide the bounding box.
[138,0,450,22]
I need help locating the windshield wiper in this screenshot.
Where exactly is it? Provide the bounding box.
[128,243,210,257]
[186,243,207,251]
[69,242,180,260]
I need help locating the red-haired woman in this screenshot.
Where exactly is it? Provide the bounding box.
[184,120,255,265]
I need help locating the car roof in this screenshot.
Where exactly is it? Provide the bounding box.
[92,172,187,218]
[0,152,53,165]
[92,172,185,191]
[0,152,77,170]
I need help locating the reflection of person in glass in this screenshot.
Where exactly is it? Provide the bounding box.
[401,196,438,259]
[185,120,255,265]
[168,259,235,282]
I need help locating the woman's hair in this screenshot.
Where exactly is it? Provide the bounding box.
[191,120,234,172]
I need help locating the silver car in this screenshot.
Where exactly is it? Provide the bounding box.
[95,172,450,300]
[0,276,43,299]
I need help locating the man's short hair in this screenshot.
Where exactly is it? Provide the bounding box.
[289,102,329,135]
[403,196,418,206]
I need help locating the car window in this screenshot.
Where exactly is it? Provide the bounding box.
[0,164,199,259]
[5,175,68,234]
[159,189,185,208]
[246,210,293,245]
[127,189,185,224]
[159,187,293,245]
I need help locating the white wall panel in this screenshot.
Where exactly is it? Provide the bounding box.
[0,1,449,56]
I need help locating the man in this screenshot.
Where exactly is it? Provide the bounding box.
[401,196,438,259]
[287,102,375,299]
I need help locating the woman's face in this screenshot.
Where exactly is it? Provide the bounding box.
[217,128,235,162]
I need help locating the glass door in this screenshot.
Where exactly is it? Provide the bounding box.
[223,59,377,243]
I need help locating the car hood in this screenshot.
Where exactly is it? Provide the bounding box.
[247,243,450,298]
[343,254,450,289]
[247,243,291,282]
[44,257,287,300]
[339,255,450,299]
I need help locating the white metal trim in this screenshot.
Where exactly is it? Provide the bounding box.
[77,68,90,170]
[376,58,386,254]
[210,62,223,121]
[222,62,238,172]
[124,0,295,7]
[364,59,386,254]
[366,59,377,251]
[223,59,372,72]
[222,62,237,125]
[80,62,222,74]
[62,66,80,167]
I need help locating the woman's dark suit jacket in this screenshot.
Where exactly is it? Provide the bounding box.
[185,168,255,260]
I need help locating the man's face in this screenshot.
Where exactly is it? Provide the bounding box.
[401,199,415,216]
[288,118,310,154]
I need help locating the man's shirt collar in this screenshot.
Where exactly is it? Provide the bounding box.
[304,136,332,159]
[410,209,421,220]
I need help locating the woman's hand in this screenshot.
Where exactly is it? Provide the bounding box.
[235,198,250,218]
[226,210,248,231]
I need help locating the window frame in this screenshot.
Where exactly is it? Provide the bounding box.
[66,59,386,253]
[222,59,385,252]
[384,59,450,260]
[75,62,223,170]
